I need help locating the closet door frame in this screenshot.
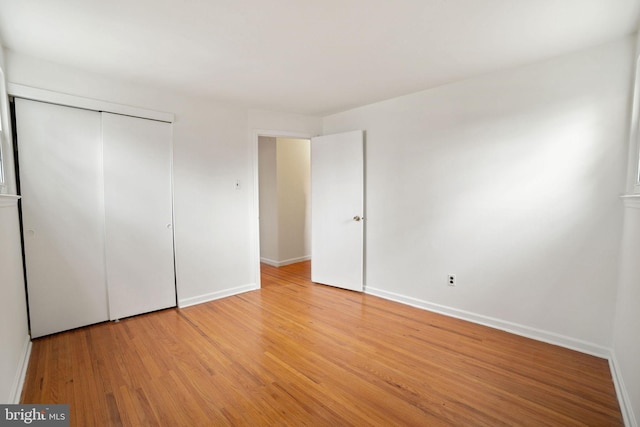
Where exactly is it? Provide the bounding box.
[8,84,174,123]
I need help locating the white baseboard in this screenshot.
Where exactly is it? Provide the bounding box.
[260,257,280,267]
[371,284,637,425]
[9,335,32,404]
[609,352,638,427]
[178,283,258,308]
[260,255,310,267]
[365,286,611,358]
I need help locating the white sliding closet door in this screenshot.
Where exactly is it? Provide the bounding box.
[16,99,109,338]
[102,113,176,320]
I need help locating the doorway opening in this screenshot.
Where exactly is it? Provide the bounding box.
[257,135,312,283]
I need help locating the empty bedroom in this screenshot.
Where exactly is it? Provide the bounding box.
[1,0,639,425]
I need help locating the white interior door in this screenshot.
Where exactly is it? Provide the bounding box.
[102,113,176,320]
[311,130,364,291]
[16,99,109,338]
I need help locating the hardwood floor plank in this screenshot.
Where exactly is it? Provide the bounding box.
[21,261,623,426]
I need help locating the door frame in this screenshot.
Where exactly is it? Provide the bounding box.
[250,129,315,288]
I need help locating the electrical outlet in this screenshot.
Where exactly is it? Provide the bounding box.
[448,274,456,287]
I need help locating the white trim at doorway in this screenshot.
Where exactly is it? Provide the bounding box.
[250,129,315,288]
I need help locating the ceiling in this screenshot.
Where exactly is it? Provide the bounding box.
[0,0,638,116]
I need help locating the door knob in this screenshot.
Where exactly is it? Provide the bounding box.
[353,216,362,222]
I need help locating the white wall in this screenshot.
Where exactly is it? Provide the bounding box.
[323,37,634,352]
[277,138,311,262]
[248,110,322,137]
[258,136,278,261]
[0,44,30,404]
[0,201,29,403]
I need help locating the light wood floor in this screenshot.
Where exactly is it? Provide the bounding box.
[21,261,622,426]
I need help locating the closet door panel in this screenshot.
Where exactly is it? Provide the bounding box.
[102,113,175,320]
[16,99,108,338]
